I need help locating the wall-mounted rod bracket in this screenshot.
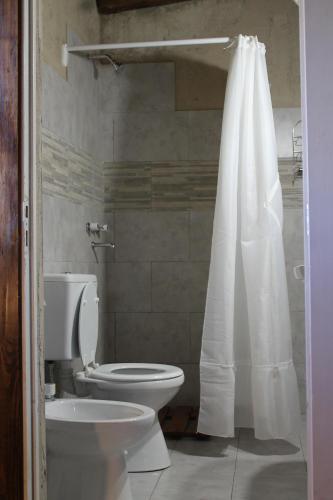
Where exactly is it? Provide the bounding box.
[88,54,121,72]
[62,44,69,67]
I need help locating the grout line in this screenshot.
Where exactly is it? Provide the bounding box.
[230,429,241,500]
[150,253,153,313]
[149,469,164,500]
[299,435,306,464]
[112,116,115,162]
[298,418,307,464]
[113,313,117,362]
[149,438,180,499]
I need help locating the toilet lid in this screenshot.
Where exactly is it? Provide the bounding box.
[88,363,184,382]
[78,282,99,367]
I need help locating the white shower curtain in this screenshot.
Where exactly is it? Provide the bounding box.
[198,35,300,440]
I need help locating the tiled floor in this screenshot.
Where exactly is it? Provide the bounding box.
[130,418,307,500]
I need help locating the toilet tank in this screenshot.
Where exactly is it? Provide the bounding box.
[44,274,97,360]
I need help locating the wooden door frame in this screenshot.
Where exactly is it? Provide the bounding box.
[0,1,24,498]
[0,0,41,499]
[1,0,333,499]
[300,1,333,499]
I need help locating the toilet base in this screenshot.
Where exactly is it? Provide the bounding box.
[126,418,171,472]
[47,450,133,500]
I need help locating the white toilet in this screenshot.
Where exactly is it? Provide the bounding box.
[44,273,185,472]
[46,398,154,500]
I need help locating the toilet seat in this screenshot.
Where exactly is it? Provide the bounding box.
[87,363,184,383]
[78,282,99,367]
[74,287,184,387]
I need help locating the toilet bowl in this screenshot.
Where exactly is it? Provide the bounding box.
[46,399,155,500]
[44,273,185,473]
[76,363,185,472]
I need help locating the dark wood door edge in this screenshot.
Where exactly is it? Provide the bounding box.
[0,1,24,499]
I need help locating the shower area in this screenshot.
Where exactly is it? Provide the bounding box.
[41,0,306,498]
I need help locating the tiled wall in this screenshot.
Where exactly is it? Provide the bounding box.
[104,166,305,409]
[42,53,305,410]
[41,35,114,391]
[100,62,305,411]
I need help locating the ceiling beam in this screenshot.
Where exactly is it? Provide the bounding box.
[97,0,191,14]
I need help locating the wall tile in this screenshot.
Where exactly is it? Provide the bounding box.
[188,110,222,161]
[43,194,107,264]
[42,58,305,410]
[106,262,151,312]
[41,129,104,205]
[152,162,218,210]
[42,56,101,159]
[103,212,116,263]
[114,210,190,262]
[291,311,305,366]
[295,363,307,414]
[104,162,152,211]
[283,208,304,264]
[152,262,209,312]
[173,364,200,406]
[190,313,204,363]
[273,108,302,158]
[43,261,72,274]
[115,313,190,363]
[96,313,116,364]
[98,62,175,113]
[42,63,74,147]
[286,261,305,312]
[97,116,114,163]
[190,210,214,261]
[189,163,218,208]
[152,163,192,210]
[113,111,189,162]
[279,160,303,209]
[103,161,219,210]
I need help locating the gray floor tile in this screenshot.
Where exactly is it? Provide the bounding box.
[131,429,307,500]
[237,429,304,462]
[232,463,307,500]
[150,436,236,500]
[235,458,307,479]
[172,436,238,464]
[151,461,235,500]
[129,471,162,500]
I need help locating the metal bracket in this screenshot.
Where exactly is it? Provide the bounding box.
[22,200,29,250]
[62,44,69,67]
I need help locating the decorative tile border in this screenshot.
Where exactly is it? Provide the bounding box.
[41,128,104,206]
[104,159,302,211]
[41,132,302,211]
[104,163,152,212]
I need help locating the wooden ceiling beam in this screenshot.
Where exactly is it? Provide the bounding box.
[97,0,191,14]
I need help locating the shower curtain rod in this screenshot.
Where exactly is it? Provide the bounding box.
[62,37,231,67]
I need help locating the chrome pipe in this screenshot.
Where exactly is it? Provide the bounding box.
[91,242,115,249]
